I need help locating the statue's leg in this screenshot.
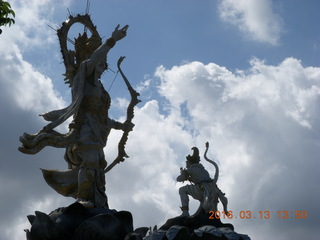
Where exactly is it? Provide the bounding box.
[77,166,95,208]
[179,184,204,217]
[201,183,218,213]
[178,186,190,217]
[179,186,190,206]
[95,168,108,208]
[76,150,99,208]
[76,149,108,208]
[94,153,108,208]
[193,202,205,216]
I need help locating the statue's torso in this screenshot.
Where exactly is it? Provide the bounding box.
[187,164,211,184]
[71,76,111,149]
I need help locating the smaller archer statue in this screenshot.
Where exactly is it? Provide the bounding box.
[177,142,228,217]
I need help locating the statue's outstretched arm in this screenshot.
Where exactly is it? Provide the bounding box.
[86,25,129,75]
[107,118,133,131]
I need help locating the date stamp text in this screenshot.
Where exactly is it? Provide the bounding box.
[208,210,308,220]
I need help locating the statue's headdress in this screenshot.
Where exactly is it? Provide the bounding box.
[74,31,102,65]
[57,14,103,87]
[186,147,200,164]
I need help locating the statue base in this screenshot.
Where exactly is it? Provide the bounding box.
[24,203,250,240]
[145,212,251,240]
[24,202,149,240]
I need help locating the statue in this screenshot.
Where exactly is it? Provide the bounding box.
[155,143,250,238]
[177,142,228,217]
[18,14,140,209]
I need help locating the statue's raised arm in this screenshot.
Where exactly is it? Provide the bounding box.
[86,24,129,76]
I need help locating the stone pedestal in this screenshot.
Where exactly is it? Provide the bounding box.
[145,212,251,240]
[24,205,250,240]
[25,202,148,240]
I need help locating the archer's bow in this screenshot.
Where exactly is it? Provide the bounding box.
[105,56,141,173]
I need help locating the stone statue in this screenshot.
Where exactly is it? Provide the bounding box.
[155,142,250,238]
[177,142,228,217]
[18,14,140,209]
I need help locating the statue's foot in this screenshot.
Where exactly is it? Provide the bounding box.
[178,211,190,217]
[178,206,190,217]
[76,199,94,208]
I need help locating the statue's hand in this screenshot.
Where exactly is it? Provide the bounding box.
[122,120,134,132]
[112,24,129,41]
[177,168,188,182]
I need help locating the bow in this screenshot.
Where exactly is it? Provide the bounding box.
[104,56,141,173]
[204,142,219,184]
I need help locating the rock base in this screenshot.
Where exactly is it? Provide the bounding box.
[145,213,250,240]
[145,225,251,240]
[24,204,250,240]
[25,202,148,240]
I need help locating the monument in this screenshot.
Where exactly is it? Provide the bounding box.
[18,9,250,240]
[176,142,228,217]
[146,143,251,240]
[19,13,144,240]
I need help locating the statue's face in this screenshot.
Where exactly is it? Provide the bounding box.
[95,61,106,78]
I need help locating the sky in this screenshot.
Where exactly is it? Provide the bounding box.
[0,0,319,239]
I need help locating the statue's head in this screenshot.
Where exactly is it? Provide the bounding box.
[75,32,103,64]
[57,14,105,86]
[186,147,200,165]
[74,32,107,79]
[95,61,107,79]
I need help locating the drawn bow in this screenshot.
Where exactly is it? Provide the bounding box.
[104,56,141,173]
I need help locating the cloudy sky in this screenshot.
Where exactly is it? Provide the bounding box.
[0,0,319,239]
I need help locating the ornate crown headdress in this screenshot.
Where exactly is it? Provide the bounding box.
[57,14,102,87]
[74,31,102,65]
[187,147,200,164]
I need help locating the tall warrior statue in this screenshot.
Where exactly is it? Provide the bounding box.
[177,142,228,217]
[18,14,140,208]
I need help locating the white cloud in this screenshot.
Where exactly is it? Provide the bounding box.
[153,58,320,238]
[0,0,69,114]
[0,49,65,113]
[218,0,283,45]
[101,57,320,238]
[6,0,69,49]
